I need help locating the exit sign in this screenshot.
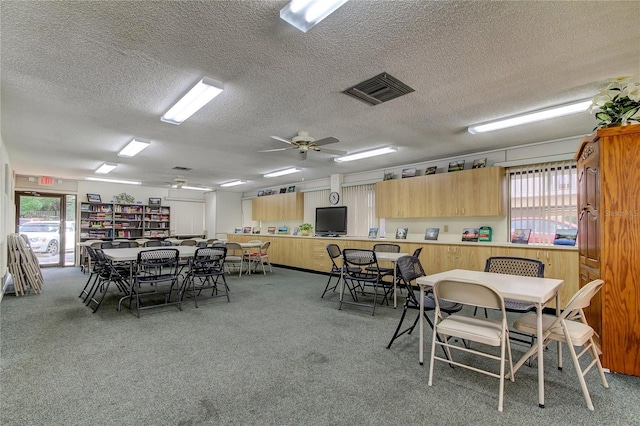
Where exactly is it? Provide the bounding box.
[39,176,54,186]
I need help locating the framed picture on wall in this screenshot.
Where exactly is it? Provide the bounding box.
[87,193,102,203]
[148,197,161,206]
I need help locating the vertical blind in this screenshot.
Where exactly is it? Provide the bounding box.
[508,160,578,244]
[343,184,377,237]
[303,189,330,226]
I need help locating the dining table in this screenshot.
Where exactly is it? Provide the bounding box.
[415,269,564,409]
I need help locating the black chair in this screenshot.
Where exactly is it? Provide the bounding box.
[368,243,401,278]
[131,249,181,317]
[182,247,229,307]
[340,249,392,315]
[101,241,131,249]
[479,256,545,345]
[387,255,463,350]
[196,241,208,248]
[144,240,163,247]
[321,244,360,298]
[78,245,106,302]
[85,248,131,313]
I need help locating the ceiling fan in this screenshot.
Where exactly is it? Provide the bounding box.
[259,130,346,160]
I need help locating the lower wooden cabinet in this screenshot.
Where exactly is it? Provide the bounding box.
[227,234,577,307]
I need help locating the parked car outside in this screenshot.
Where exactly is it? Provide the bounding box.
[18,221,75,255]
[510,217,577,244]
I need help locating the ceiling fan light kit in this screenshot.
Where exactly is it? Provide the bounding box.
[280,0,349,33]
[334,146,397,163]
[467,99,592,134]
[161,77,224,125]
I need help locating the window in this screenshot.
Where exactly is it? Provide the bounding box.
[509,160,578,244]
[342,183,377,237]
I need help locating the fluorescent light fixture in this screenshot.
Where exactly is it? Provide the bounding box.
[280,0,349,32]
[95,162,118,174]
[263,167,302,178]
[180,185,212,191]
[85,177,141,185]
[220,180,247,188]
[161,77,224,125]
[334,146,398,163]
[118,138,150,157]
[467,99,592,134]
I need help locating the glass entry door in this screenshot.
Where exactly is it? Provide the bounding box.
[15,192,77,267]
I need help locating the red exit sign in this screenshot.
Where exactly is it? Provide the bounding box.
[39,176,54,186]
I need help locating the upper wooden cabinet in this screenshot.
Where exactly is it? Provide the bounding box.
[575,124,640,376]
[252,192,303,221]
[376,166,506,218]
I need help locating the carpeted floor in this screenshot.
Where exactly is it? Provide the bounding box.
[1,266,638,425]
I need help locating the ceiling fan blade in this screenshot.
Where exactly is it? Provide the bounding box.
[271,135,292,145]
[313,136,339,146]
[258,147,291,153]
[319,148,347,156]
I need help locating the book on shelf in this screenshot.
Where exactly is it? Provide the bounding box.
[395,227,408,239]
[462,228,479,242]
[511,229,531,244]
[368,227,379,239]
[553,229,577,246]
[424,228,439,240]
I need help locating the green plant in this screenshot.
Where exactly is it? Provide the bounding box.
[590,76,640,129]
[299,223,313,232]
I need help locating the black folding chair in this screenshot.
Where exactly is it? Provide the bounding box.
[339,249,392,315]
[131,249,181,317]
[181,247,229,307]
[321,244,360,298]
[85,248,131,313]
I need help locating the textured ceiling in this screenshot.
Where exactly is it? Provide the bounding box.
[1,1,639,192]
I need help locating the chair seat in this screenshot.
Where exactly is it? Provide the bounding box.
[514,313,595,346]
[437,314,505,346]
[504,299,535,312]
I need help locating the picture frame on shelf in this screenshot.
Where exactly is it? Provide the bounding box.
[252,227,261,234]
[243,226,252,234]
[472,158,487,169]
[395,227,408,239]
[424,228,439,240]
[267,227,276,235]
[401,168,416,178]
[553,229,578,246]
[148,197,161,206]
[293,227,299,235]
[279,187,287,194]
[87,193,101,203]
[461,228,479,242]
[257,190,264,197]
[234,227,243,234]
[368,227,379,239]
[511,229,531,244]
[448,160,465,172]
[287,185,296,193]
[425,166,437,175]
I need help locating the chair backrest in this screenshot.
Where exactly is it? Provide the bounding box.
[225,242,242,255]
[396,255,426,284]
[259,241,270,254]
[412,247,423,258]
[207,238,218,244]
[144,240,162,247]
[343,249,378,268]
[101,241,131,249]
[180,239,197,246]
[90,241,103,248]
[433,279,505,312]
[137,248,179,267]
[196,241,208,248]
[192,246,227,270]
[484,256,544,278]
[373,243,401,253]
[560,279,605,320]
[248,240,262,244]
[128,241,139,248]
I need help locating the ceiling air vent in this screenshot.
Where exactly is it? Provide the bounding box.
[342,72,415,106]
[172,166,192,171]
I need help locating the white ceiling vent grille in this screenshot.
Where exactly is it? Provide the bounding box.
[342,72,415,106]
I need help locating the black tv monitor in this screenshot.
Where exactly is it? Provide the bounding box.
[315,206,347,237]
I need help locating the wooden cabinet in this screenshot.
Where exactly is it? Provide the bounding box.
[427,244,492,273]
[575,124,640,376]
[252,192,303,221]
[376,166,506,218]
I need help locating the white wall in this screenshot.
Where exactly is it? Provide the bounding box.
[214,191,243,239]
[1,131,16,301]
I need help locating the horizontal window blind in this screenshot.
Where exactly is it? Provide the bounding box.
[509,160,578,244]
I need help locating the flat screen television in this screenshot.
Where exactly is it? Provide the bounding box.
[315,206,347,237]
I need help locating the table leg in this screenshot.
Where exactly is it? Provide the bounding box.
[536,303,545,408]
[419,285,425,365]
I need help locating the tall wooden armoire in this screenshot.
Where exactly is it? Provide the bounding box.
[575,124,640,376]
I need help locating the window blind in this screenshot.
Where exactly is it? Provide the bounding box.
[343,183,377,237]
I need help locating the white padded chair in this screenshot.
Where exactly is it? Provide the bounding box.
[513,279,609,410]
[428,278,514,412]
[248,241,272,275]
[225,242,248,276]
